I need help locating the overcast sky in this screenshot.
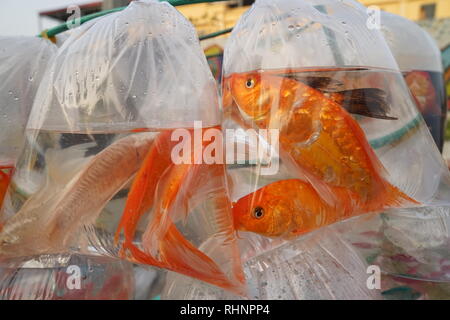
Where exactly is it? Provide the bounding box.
[0,0,94,36]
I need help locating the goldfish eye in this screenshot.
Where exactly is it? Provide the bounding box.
[245,78,255,89]
[253,206,265,219]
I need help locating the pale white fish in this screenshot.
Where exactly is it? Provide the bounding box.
[0,133,155,259]
[0,142,94,231]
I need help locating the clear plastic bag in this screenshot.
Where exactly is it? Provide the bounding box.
[162,0,450,300]
[0,254,134,300]
[222,0,450,245]
[380,11,447,152]
[162,221,383,299]
[163,208,450,299]
[0,37,56,210]
[0,0,244,295]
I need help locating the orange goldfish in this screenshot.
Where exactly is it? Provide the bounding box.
[223,70,418,208]
[232,178,415,239]
[115,128,245,295]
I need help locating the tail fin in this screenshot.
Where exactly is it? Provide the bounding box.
[115,130,174,245]
[385,183,420,207]
[366,182,420,213]
[327,88,398,120]
[141,142,246,295]
[160,221,245,295]
[127,218,245,295]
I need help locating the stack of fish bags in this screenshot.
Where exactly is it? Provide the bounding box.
[0,0,245,298]
[163,0,450,299]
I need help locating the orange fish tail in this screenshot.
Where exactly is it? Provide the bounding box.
[114,130,173,245]
[365,182,420,213]
[160,222,245,295]
[124,242,160,266]
[0,169,10,209]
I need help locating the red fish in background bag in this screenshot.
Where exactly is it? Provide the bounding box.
[0,166,12,211]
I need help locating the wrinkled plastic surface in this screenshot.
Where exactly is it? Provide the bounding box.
[380,11,442,73]
[222,0,450,245]
[0,0,244,295]
[163,221,382,299]
[133,265,166,300]
[0,37,56,166]
[380,11,447,151]
[163,207,450,299]
[0,254,134,300]
[28,3,219,132]
[0,37,56,211]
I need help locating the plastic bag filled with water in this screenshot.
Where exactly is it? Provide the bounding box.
[380,11,447,152]
[222,0,450,244]
[0,0,245,295]
[163,0,450,300]
[0,37,56,210]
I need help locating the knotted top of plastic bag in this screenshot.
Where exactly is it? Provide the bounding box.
[224,0,399,75]
[380,11,442,72]
[0,37,56,164]
[28,0,220,132]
